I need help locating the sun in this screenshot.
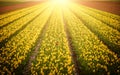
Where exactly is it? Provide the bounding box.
[50,0,71,6]
[54,0,69,4]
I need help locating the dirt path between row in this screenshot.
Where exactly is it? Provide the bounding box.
[77,1,120,16]
[0,1,43,14]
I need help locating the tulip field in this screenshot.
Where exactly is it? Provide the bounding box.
[0,1,120,75]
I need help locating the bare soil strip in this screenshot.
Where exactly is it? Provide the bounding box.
[22,11,53,75]
[0,1,43,14]
[77,1,120,16]
[0,1,25,7]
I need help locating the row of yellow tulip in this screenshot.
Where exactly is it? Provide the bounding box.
[74,4,120,31]
[69,3,120,55]
[31,7,74,75]
[0,6,38,27]
[0,4,48,42]
[0,5,52,75]
[62,7,120,74]
[78,4,120,21]
[0,3,45,20]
